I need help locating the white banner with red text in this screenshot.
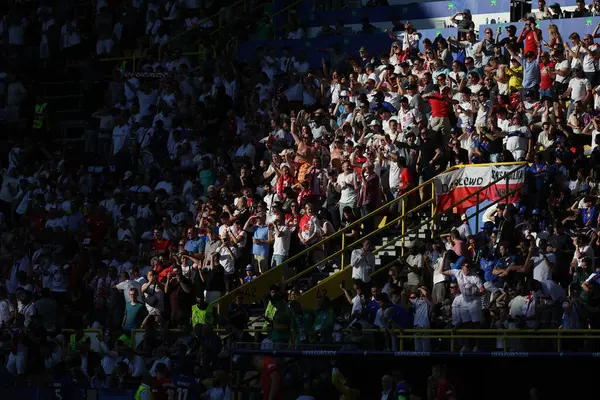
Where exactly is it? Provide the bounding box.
[434,165,525,212]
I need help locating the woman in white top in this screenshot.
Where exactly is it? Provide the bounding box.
[441,262,484,351]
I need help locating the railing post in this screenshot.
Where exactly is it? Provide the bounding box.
[503,331,508,352]
[398,330,404,351]
[475,192,479,234]
[401,198,405,256]
[505,172,510,206]
[450,330,455,352]
[341,234,345,269]
[430,181,435,238]
[557,330,561,353]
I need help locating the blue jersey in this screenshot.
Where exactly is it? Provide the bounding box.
[52,379,83,400]
[171,376,201,400]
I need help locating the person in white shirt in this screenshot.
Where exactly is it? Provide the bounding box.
[441,262,484,351]
[350,240,375,283]
[269,212,291,276]
[112,116,131,155]
[563,67,591,117]
[216,237,238,292]
[335,161,358,220]
[504,113,532,161]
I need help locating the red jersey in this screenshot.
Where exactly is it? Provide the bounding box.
[540,61,556,91]
[436,377,455,400]
[523,28,542,55]
[427,94,450,118]
[260,357,283,400]
[152,238,170,254]
[152,378,176,400]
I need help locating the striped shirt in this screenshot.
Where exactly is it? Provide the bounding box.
[412,298,431,328]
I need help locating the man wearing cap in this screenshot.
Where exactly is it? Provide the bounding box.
[364,62,379,83]
[358,45,370,67]
[496,25,520,50]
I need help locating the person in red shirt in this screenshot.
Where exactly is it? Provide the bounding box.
[423,86,458,133]
[253,355,283,400]
[518,17,542,56]
[151,228,170,256]
[152,363,176,400]
[539,51,556,98]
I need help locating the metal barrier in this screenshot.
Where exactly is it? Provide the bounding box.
[230,328,600,354]
[294,162,527,309]
[210,162,525,316]
[213,162,527,314]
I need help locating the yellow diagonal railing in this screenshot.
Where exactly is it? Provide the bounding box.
[296,162,528,309]
[210,162,521,316]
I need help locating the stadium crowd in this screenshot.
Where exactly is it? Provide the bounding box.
[2,0,600,398]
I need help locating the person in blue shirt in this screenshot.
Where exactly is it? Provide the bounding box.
[580,196,598,227]
[183,227,206,258]
[243,213,270,274]
[171,373,203,400]
[334,91,349,126]
[241,264,257,284]
[52,362,82,400]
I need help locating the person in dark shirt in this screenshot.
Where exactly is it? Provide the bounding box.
[496,25,520,50]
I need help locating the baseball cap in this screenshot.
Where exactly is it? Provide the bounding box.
[506,25,517,31]
[339,90,349,97]
[245,264,254,271]
[359,46,368,52]
[369,119,381,126]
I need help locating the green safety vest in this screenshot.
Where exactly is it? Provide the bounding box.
[191,303,213,326]
[69,333,89,352]
[263,301,277,330]
[33,102,48,129]
[117,334,132,349]
[134,384,151,400]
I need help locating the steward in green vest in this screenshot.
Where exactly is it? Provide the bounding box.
[191,296,214,326]
[69,330,89,352]
[134,376,154,400]
[33,96,48,131]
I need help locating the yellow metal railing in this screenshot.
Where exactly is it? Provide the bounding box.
[210,162,526,317]
[99,56,138,73]
[209,164,447,316]
[296,162,528,310]
[127,327,600,354]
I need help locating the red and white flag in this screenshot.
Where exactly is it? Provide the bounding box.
[434,165,525,212]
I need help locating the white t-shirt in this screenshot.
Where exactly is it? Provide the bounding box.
[531,253,554,282]
[505,125,531,153]
[554,60,570,83]
[272,224,291,256]
[112,124,130,154]
[449,269,483,302]
[337,172,357,204]
[568,77,591,102]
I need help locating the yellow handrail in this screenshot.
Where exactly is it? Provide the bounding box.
[209,164,460,314]
[210,162,525,316]
[99,56,137,72]
[158,0,247,62]
[296,163,528,309]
